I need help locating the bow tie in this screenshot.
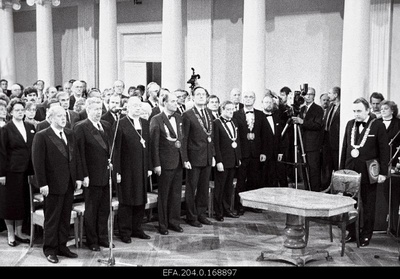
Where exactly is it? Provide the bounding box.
[265,113,272,116]
[168,114,175,119]
[383,119,392,122]
[246,111,254,114]
[356,121,366,127]
[221,117,231,123]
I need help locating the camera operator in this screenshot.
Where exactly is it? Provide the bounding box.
[291,87,324,192]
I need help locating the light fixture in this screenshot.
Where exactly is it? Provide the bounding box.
[0,0,21,10]
[26,0,61,6]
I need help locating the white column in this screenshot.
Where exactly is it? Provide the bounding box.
[36,0,55,87]
[340,0,371,154]
[99,0,118,91]
[0,2,17,84]
[242,0,266,110]
[78,0,97,88]
[161,0,184,91]
[369,0,392,98]
[186,0,212,92]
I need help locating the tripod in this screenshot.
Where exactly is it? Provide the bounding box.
[281,121,311,190]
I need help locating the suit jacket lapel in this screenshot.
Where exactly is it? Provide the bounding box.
[162,112,177,138]
[65,129,74,161]
[86,120,108,152]
[9,121,26,145]
[47,128,69,159]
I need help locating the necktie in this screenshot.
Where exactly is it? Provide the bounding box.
[246,111,254,114]
[201,109,208,130]
[168,114,174,119]
[66,111,70,123]
[60,132,67,146]
[97,123,103,132]
[302,106,308,119]
[355,121,366,142]
[325,104,335,131]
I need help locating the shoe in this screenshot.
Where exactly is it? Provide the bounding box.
[120,236,132,243]
[224,211,239,218]
[132,232,151,239]
[99,241,115,248]
[46,254,59,264]
[57,248,78,258]
[159,228,169,235]
[15,235,30,244]
[215,215,224,222]
[187,220,202,227]
[198,217,212,225]
[360,237,370,247]
[345,234,356,243]
[168,225,183,233]
[8,240,17,247]
[88,244,101,251]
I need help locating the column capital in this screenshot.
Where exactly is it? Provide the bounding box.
[0,0,21,10]
[26,0,60,7]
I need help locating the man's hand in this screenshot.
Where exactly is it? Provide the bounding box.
[0,176,5,186]
[378,175,386,184]
[260,154,266,162]
[154,166,162,176]
[83,176,89,187]
[292,116,303,125]
[184,161,192,169]
[40,185,49,197]
[216,162,224,172]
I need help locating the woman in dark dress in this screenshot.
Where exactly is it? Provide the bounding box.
[0,99,35,246]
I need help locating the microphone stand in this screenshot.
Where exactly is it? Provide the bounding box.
[387,129,400,236]
[97,112,127,266]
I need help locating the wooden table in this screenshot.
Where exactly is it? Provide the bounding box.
[239,187,356,266]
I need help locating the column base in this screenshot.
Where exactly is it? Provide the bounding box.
[256,248,332,267]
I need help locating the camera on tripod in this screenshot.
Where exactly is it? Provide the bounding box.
[289,83,308,116]
[187,67,201,91]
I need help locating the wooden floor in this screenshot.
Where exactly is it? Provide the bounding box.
[0,208,400,274]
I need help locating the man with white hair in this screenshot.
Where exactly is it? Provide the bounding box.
[32,105,83,264]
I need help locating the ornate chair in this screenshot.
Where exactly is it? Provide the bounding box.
[304,169,362,256]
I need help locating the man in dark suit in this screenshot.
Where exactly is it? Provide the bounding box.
[114,96,152,242]
[174,89,187,115]
[150,92,185,235]
[230,88,244,111]
[74,97,112,251]
[341,97,389,247]
[182,86,215,227]
[32,105,83,264]
[57,91,80,127]
[145,82,160,109]
[207,94,220,120]
[261,94,288,188]
[213,100,241,221]
[101,94,122,125]
[232,90,267,214]
[292,87,324,192]
[321,86,341,189]
[68,80,85,110]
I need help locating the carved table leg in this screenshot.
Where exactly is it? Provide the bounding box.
[257,214,330,266]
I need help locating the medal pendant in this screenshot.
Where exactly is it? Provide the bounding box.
[140,138,146,148]
[207,136,212,143]
[247,133,255,140]
[351,148,359,158]
[175,140,181,148]
[231,141,237,149]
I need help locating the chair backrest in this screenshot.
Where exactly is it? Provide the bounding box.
[330,169,361,199]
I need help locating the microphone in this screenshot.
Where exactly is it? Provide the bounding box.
[113,107,125,114]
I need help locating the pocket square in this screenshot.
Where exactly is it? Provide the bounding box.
[30,130,35,133]
[367,135,375,137]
